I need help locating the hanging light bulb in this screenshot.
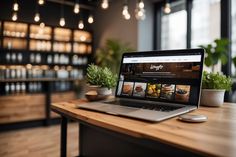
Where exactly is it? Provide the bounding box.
[59,1,65,27]
[122,5,130,20]
[88,14,94,24]
[122,5,128,16]
[13,1,19,11]
[40,22,45,28]
[78,20,84,29]
[38,0,45,5]
[74,3,80,14]
[34,13,40,22]
[124,13,131,20]
[164,2,171,14]
[59,18,65,27]
[135,0,145,20]
[101,0,109,9]
[138,0,144,9]
[12,12,18,21]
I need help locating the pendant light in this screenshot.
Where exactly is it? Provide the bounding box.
[74,0,80,14]
[38,0,45,5]
[34,3,40,22]
[13,0,19,11]
[135,0,145,20]
[78,20,84,29]
[12,12,18,21]
[59,0,65,27]
[164,0,171,14]
[122,0,131,20]
[88,14,94,24]
[34,13,40,22]
[101,0,109,9]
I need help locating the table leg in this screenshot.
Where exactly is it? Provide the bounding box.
[61,116,68,157]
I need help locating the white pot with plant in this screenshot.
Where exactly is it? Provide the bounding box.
[86,64,117,101]
[200,71,232,107]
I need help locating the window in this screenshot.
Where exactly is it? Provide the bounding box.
[232,0,236,75]
[191,0,220,48]
[161,0,187,49]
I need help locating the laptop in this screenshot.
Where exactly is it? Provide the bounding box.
[78,49,205,122]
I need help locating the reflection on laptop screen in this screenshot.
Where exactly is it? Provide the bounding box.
[116,51,203,106]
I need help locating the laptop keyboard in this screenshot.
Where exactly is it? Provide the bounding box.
[105,100,182,112]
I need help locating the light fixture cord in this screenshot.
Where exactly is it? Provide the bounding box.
[61,0,64,18]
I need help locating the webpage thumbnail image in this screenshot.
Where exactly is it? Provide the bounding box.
[160,84,176,100]
[133,82,147,97]
[175,85,190,102]
[121,82,134,96]
[146,83,161,98]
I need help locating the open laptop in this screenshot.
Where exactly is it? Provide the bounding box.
[78,49,205,122]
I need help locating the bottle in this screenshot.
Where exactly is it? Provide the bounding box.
[35,54,40,63]
[11,53,16,63]
[21,82,26,93]
[11,68,16,78]
[5,69,10,79]
[17,53,23,63]
[30,54,35,63]
[16,68,20,78]
[6,53,11,63]
[5,83,10,95]
[16,82,21,94]
[47,55,52,64]
[10,83,15,94]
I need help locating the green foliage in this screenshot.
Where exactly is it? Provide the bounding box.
[86,64,117,89]
[199,38,229,67]
[202,71,232,91]
[232,56,236,70]
[96,39,134,74]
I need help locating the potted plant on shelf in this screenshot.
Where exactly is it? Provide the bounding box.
[86,64,117,101]
[200,71,232,107]
[199,38,229,73]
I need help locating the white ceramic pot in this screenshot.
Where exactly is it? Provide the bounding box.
[97,87,112,95]
[200,89,225,107]
[87,85,112,96]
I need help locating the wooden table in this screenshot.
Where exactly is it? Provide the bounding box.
[51,99,236,157]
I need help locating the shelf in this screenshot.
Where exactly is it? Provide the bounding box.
[29,39,52,51]
[3,37,27,50]
[0,78,81,82]
[54,28,72,42]
[3,22,28,38]
[29,24,52,40]
[74,30,92,43]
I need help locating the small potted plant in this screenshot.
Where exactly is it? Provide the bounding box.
[200,71,232,107]
[86,64,117,100]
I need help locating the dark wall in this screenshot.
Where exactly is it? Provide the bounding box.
[0,0,93,30]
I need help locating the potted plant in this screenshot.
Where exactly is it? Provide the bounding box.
[96,39,134,74]
[86,64,117,97]
[199,38,229,72]
[200,71,232,107]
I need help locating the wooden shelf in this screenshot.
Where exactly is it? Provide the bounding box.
[0,20,92,127]
[0,78,81,82]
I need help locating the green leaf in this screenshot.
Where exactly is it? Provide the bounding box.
[202,71,232,91]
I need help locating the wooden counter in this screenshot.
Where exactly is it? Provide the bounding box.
[51,100,236,157]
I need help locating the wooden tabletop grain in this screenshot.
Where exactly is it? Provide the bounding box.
[51,99,236,157]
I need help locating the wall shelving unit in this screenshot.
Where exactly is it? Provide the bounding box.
[0,20,93,130]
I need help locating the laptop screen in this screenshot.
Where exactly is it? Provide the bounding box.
[115,49,204,106]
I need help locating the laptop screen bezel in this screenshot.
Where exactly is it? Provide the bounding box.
[115,49,205,108]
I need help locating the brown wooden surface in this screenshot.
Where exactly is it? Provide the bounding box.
[0,94,45,124]
[0,123,79,157]
[51,99,236,157]
[50,91,77,118]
